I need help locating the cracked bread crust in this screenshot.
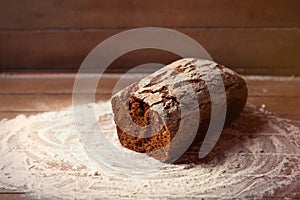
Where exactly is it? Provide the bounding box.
[111,58,248,162]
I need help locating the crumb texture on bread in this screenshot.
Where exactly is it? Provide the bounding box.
[111,58,248,162]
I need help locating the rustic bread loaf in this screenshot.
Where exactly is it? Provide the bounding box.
[111,58,247,162]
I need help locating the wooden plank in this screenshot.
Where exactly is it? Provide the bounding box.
[1,29,300,75]
[1,109,300,122]
[0,74,300,117]
[235,68,300,76]
[247,96,300,118]
[245,77,300,97]
[1,75,300,97]
[0,76,299,199]
[0,189,29,200]
[0,74,148,94]
[0,194,31,200]
[0,189,25,194]
[0,94,299,120]
[0,111,42,120]
[0,76,75,94]
[1,0,300,29]
[0,94,72,112]
[0,94,111,112]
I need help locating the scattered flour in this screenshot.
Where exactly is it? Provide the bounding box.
[0,101,299,199]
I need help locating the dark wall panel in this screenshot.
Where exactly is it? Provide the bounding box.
[0,0,299,75]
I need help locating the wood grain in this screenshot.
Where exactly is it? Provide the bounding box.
[1,0,300,29]
[0,194,31,200]
[1,75,300,96]
[1,29,300,75]
[0,75,299,119]
[1,0,300,75]
[246,77,300,97]
[0,75,299,199]
[0,189,29,200]
[0,94,299,120]
[0,111,42,120]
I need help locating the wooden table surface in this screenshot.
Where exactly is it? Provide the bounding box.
[0,74,299,199]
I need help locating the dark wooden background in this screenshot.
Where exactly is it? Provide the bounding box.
[1,0,300,75]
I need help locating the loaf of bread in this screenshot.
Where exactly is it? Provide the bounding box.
[111,58,247,162]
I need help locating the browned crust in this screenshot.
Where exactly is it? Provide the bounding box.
[111,59,248,162]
